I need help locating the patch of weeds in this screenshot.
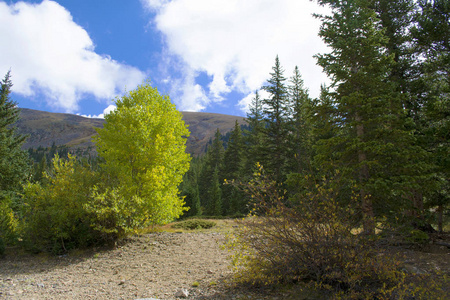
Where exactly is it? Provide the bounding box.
[192,281,200,287]
[172,219,216,230]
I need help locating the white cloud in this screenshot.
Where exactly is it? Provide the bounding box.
[80,104,116,119]
[143,0,329,114]
[0,0,146,113]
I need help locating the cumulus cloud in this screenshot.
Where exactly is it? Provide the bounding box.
[142,0,329,113]
[0,0,146,113]
[80,104,117,119]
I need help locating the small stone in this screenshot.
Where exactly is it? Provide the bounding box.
[118,280,126,285]
[174,288,189,298]
[207,270,214,274]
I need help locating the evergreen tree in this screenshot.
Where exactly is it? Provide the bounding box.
[244,90,266,178]
[315,0,428,235]
[0,71,29,200]
[210,166,222,216]
[412,0,450,230]
[180,157,202,217]
[222,120,246,215]
[198,129,224,215]
[261,56,290,183]
[286,66,313,175]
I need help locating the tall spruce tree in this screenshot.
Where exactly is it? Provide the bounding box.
[261,56,290,183]
[286,66,313,175]
[315,0,428,235]
[222,120,245,215]
[244,90,266,178]
[0,71,29,200]
[198,129,224,215]
[180,158,202,217]
[412,0,450,231]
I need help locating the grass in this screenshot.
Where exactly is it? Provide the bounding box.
[171,219,217,230]
[140,218,238,234]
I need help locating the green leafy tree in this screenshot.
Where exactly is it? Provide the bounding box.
[93,82,191,232]
[261,56,290,183]
[22,154,99,253]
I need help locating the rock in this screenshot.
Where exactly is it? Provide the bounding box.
[174,288,189,298]
[402,265,426,274]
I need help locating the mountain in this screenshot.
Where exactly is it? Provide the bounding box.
[16,108,245,157]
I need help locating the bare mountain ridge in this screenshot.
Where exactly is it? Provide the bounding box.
[16,108,245,156]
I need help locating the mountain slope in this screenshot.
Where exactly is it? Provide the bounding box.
[15,108,245,156]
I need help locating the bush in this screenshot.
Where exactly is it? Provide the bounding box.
[0,197,19,246]
[172,219,216,230]
[0,236,4,257]
[226,166,447,298]
[21,154,104,253]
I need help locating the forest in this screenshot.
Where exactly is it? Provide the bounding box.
[0,0,448,298]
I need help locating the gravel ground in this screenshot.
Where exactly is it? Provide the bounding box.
[1,227,449,300]
[0,232,234,300]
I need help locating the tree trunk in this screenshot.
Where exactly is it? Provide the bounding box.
[437,204,444,234]
[356,113,375,235]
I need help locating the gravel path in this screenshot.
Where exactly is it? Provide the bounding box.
[0,232,233,300]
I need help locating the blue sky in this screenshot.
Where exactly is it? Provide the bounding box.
[0,0,329,118]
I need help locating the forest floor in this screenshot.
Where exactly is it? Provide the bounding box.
[0,220,449,300]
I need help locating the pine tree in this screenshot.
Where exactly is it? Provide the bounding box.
[244,90,266,178]
[222,120,245,215]
[180,158,202,217]
[210,166,222,216]
[198,129,224,215]
[261,56,290,183]
[412,0,450,231]
[315,0,428,235]
[286,66,313,175]
[0,71,29,200]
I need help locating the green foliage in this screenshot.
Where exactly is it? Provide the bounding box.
[180,161,202,217]
[285,66,313,175]
[21,154,101,253]
[0,198,19,245]
[261,56,290,183]
[244,91,267,180]
[198,129,224,215]
[227,166,447,299]
[0,236,4,257]
[0,71,30,194]
[94,82,191,230]
[171,219,216,230]
[0,71,30,250]
[314,0,433,234]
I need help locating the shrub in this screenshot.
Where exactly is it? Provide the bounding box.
[226,165,447,298]
[0,197,19,246]
[172,219,216,230]
[21,154,103,253]
[0,236,4,257]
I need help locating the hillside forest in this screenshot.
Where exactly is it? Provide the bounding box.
[0,0,449,298]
